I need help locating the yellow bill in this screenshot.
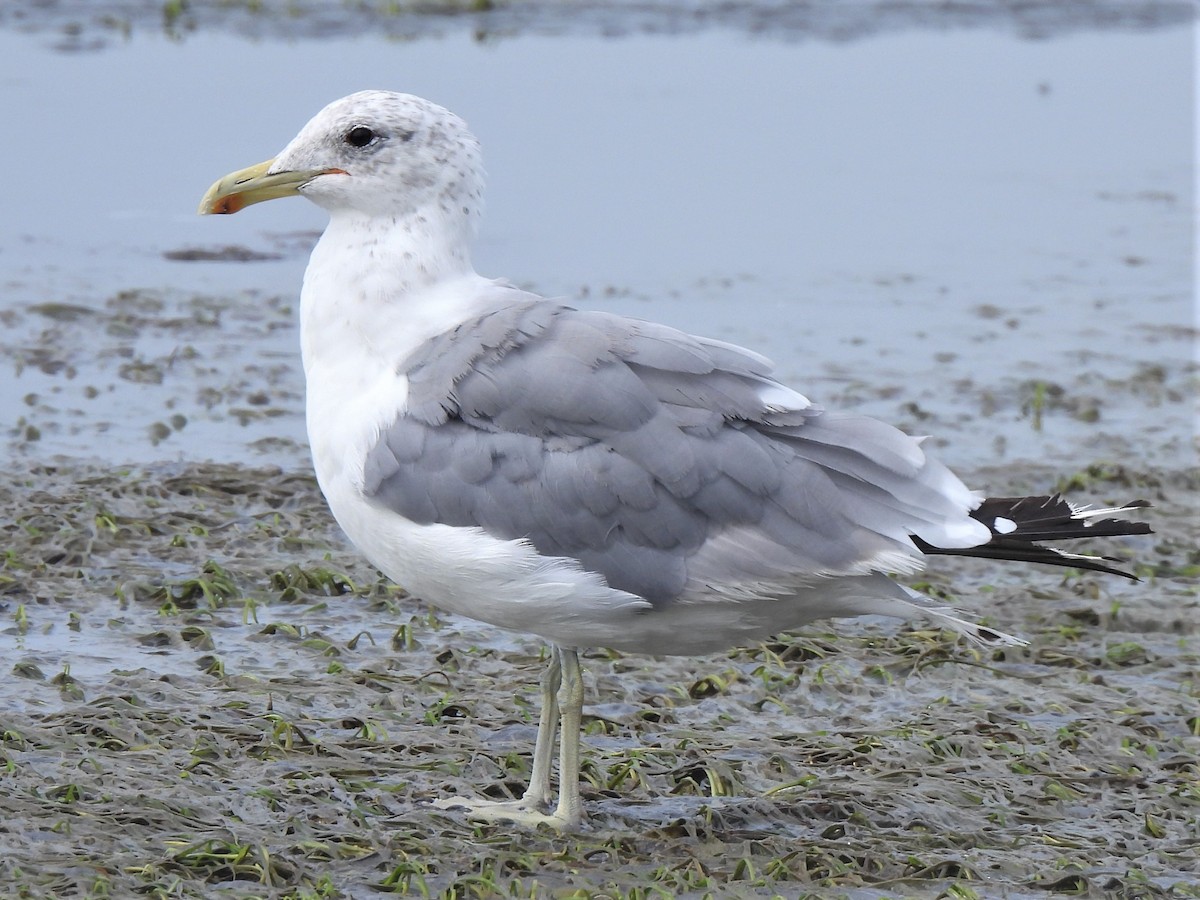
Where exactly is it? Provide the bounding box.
[198,159,345,215]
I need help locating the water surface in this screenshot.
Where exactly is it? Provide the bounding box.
[0,24,1192,470]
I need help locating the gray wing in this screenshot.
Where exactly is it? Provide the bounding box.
[363,297,975,604]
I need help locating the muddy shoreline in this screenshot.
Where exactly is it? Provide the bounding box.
[1,0,1192,50]
[1,453,1196,897]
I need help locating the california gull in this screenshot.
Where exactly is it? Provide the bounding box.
[199,90,1151,829]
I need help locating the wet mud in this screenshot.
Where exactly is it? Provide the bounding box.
[2,275,1197,897]
[0,458,1196,898]
[3,257,1195,899]
[0,0,1191,49]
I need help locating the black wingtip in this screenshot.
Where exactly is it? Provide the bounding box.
[915,494,1152,579]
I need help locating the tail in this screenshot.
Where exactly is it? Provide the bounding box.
[912,495,1152,579]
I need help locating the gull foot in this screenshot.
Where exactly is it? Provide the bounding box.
[431,795,581,830]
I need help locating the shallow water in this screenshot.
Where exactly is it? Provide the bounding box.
[0,4,1196,898]
[0,17,1193,469]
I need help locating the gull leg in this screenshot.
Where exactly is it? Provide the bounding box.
[549,646,585,827]
[432,644,584,829]
[520,644,562,806]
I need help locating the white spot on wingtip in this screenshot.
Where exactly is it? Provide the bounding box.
[993,516,1017,534]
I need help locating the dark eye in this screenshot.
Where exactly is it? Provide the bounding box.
[345,126,376,148]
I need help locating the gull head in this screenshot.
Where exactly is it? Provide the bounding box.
[199,90,484,225]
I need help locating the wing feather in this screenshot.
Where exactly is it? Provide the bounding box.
[364,298,980,604]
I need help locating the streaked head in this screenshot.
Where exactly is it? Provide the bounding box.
[199,91,484,223]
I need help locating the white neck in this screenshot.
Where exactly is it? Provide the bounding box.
[318,206,475,288]
[297,206,504,381]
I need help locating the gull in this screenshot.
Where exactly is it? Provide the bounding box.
[199,90,1151,829]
